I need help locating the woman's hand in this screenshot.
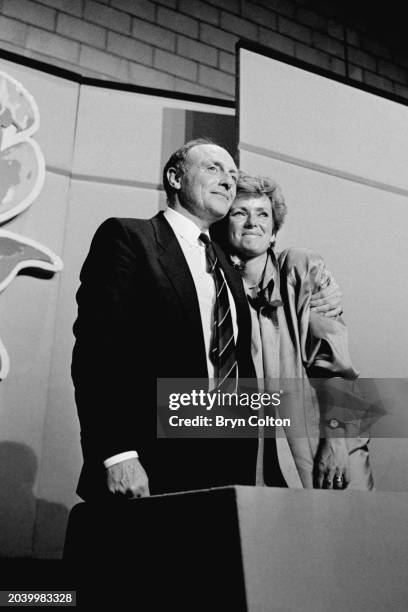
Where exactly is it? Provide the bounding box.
[310,283,343,318]
[315,438,349,489]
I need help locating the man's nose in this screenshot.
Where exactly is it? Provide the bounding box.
[219,172,234,189]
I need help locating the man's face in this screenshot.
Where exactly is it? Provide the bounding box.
[172,144,238,225]
[228,194,274,259]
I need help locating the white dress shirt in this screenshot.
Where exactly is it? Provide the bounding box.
[104,207,238,468]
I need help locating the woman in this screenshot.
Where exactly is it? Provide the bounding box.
[213,172,373,490]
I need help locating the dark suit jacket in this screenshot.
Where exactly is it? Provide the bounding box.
[72,213,284,500]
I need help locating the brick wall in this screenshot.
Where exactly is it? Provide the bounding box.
[0,0,407,101]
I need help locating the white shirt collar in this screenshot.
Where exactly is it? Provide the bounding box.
[164,206,209,247]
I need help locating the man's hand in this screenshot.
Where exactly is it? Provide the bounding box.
[310,284,343,318]
[106,457,150,498]
[315,438,349,490]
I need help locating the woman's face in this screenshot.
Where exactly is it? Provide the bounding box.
[228,194,274,259]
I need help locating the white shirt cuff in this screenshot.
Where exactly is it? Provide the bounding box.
[103,451,139,468]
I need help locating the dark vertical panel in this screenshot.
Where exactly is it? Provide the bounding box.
[185,111,237,161]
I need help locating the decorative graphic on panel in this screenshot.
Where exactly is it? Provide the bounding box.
[0,71,45,223]
[0,71,63,380]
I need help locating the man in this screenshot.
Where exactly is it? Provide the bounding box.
[72,139,341,500]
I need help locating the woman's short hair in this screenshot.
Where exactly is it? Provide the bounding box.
[210,171,287,251]
[236,172,287,233]
[162,137,216,206]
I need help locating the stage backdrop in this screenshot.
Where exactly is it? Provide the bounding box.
[1,44,407,559]
[238,42,408,491]
[0,54,234,558]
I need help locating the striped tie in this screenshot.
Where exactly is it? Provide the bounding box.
[200,234,238,391]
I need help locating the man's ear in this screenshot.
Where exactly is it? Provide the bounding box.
[167,167,182,190]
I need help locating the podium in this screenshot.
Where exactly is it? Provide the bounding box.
[64,487,408,610]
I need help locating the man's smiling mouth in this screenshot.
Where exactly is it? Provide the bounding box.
[212,191,229,200]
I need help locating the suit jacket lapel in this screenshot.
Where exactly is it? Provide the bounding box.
[150,213,254,379]
[151,213,207,371]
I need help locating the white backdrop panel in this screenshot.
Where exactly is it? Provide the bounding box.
[239,47,408,490]
[240,49,408,194]
[240,150,408,378]
[73,85,233,184]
